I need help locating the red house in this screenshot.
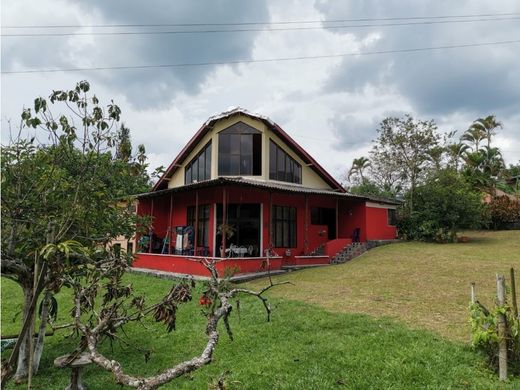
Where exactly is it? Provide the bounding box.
[133,108,399,278]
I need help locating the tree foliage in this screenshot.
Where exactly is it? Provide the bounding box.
[369,115,440,211]
[1,80,151,381]
[397,170,482,242]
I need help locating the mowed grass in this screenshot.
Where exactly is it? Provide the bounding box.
[1,230,519,388]
[248,230,520,342]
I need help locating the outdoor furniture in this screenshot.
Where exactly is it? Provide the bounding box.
[54,352,92,390]
[226,244,248,257]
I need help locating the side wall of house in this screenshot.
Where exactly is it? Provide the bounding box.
[365,202,398,240]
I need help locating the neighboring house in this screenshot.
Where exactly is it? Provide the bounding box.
[133,108,399,277]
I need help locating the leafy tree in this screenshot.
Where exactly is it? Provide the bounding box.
[1,81,150,382]
[348,180,396,198]
[398,170,482,242]
[370,115,440,212]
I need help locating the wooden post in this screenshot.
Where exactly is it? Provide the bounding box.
[149,198,154,254]
[221,187,227,257]
[194,190,199,256]
[470,282,476,304]
[304,195,309,254]
[168,194,173,254]
[511,268,518,319]
[335,198,339,240]
[496,274,507,381]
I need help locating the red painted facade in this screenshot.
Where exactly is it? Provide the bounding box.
[133,183,398,277]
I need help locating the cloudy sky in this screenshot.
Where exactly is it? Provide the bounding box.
[2,0,520,182]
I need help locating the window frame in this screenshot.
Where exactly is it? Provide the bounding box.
[187,204,211,247]
[218,122,262,176]
[185,141,212,185]
[269,140,302,184]
[271,205,297,248]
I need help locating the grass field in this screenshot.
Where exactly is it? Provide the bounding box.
[1,230,519,389]
[248,230,520,341]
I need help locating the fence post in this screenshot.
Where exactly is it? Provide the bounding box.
[470,282,476,304]
[496,274,507,381]
[511,268,518,320]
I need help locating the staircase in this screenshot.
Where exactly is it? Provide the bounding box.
[330,242,367,264]
[308,244,325,256]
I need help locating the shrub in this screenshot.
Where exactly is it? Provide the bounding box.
[398,170,482,242]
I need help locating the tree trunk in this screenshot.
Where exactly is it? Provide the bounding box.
[32,291,52,373]
[14,286,33,381]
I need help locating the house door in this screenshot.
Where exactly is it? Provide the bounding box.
[215,203,261,257]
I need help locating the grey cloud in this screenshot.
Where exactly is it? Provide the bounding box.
[329,109,411,152]
[315,0,520,116]
[1,0,269,108]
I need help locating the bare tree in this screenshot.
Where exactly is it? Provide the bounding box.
[66,256,289,390]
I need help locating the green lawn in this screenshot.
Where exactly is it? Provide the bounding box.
[248,230,520,341]
[2,230,519,389]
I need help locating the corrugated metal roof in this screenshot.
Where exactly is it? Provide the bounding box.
[138,177,402,205]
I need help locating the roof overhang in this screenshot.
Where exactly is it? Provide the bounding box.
[139,177,402,205]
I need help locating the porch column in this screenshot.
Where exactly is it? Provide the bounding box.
[335,198,339,240]
[149,198,154,253]
[304,195,309,254]
[168,193,173,254]
[194,190,199,256]
[269,191,273,251]
[221,187,227,257]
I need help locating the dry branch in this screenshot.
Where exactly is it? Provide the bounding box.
[70,259,288,390]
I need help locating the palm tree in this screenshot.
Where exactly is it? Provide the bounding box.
[480,145,505,178]
[348,157,371,183]
[447,142,469,172]
[473,115,502,149]
[461,124,486,152]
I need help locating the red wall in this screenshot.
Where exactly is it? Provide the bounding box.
[338,201,366,242]
[365,207,397,240]
[133,253,283,277]
[136,186,396,273]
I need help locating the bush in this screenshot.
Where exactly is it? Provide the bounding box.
[470,299,520,375]
[398,170,482,242]
[484,195,520,230]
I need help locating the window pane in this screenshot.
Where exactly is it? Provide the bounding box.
[269,141,276,179]
[295,164,301,184]
[219,134,231,154]
[229,155,240,175]
[229,134,240,154]
[253,134,262,175]
[192,158,198,182]
[277,147,285,181]
[205,144,211,179]
[219,153,230,175]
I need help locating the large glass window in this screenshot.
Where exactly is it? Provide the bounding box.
[218,122,262,176]
[187,205,210,247]
[272,205,296,248]
[269,140,302,184]
[185,141,212,184]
